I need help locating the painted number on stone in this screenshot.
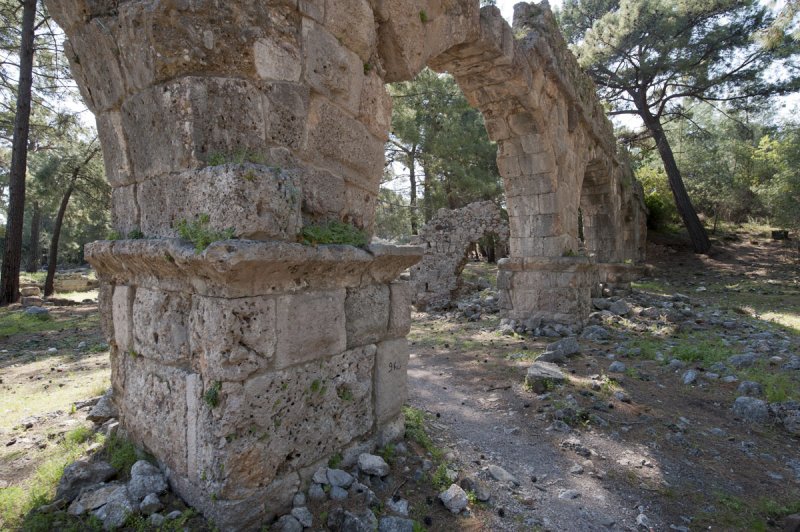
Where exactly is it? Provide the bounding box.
[388,361,402,372]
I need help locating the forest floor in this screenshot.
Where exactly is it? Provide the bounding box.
[0,227,798,531]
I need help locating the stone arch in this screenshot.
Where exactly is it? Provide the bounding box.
[47,1,647,528]
[409,201,509,310]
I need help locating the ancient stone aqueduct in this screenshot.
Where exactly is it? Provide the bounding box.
[48,0,647,528]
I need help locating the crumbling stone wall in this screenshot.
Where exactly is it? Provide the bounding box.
[410,201,508,309]
[48,0,647,528]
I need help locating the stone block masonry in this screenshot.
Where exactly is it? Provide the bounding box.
[47,0,648,528]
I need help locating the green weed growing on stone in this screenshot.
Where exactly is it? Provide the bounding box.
[419,10,429,23]
[204,381,222,408]
[298,221,368,247]
[176,214,235,253]
[336,385,354,401]
[328,453,343,469]
[107,230,122,240]
[127,229,144,239]
[106,432,138,474]
[431,463,450,491]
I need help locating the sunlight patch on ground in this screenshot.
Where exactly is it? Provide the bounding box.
[0,353,109,431]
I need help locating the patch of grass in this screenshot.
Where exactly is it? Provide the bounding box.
[127,229,144,239]
[206,150,266,167]
[105,433,137,475]
[403,406,443,460]
[696,491,800,531]
[430,463,450,491]
[625,336,662,360]
[742,365,798,402]
[0,308,99,338]
[328,453,343,469]
[671,335,734,365]
[631,280,670,295]
[175,214,235,253]
[203,381,222,408]
[0,429,93,530]
[378,444,396,465]
[298,221,368,247]
[419,10,428,22]
[64,427,93,446]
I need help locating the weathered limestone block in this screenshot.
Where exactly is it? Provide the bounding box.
[110,185,138,236]
[121,77,269,182]
[132,288,191,365]
[190,296,276,382]
[374,339,409,424]
[95,112,132,187]
[359,71,393,140]
[377,0,480,82]
[111,285,133,352]
[324,0,376,62]
[275,289,346,369]
[138,164,302,241]
[117,355,192,476]
[345,285,390,348]
[387,282,412,338]
[194,345,375,497]
[305,97,385,187]
[302,18,364,115]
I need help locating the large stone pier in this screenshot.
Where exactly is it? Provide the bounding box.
[47,0,647,528]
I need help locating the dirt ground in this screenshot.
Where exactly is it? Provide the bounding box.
[0,228,798,530]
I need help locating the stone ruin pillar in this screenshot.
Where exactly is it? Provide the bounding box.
[46,1,425,527]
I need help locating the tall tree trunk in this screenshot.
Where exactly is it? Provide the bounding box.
[640,108,711,253]
[408,145,418,235]
[26,201,40,273]
[0,0,37,304]
[423,165,433,223]
[44,185,73,297]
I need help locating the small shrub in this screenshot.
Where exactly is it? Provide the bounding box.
[203,381,222,408]
[175,214,235,253]
[106,433,138,474]
[328,453,343,469]
[64,426,93,446]
[299,221,368,247]
[107,230,122,241]
[127,229,144,240]
[431,463,450,491]
[402,406,442,460]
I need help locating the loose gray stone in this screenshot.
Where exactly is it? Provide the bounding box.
[558,489,581,499]
[386,497,409,516]
[330,485,349,500]
[487,464,519,485]
[682,370,698,385]
[166,510,183,520]
[732,396,769,423]
[308,483,326,501]
[149,513,165,527]
[667,359,686,371]
[291,506,313,528]
[128,460,167,502]
[459,477,490,502]
[728,353,757,369]
[379,516,415,532]
[327,468,354,488]
[608,361,626,373]
[139,493,162,515]
[546,336,580,358]
[92,485,135,530]
[68,483,123,516]
[274,514,303,532]
[525,361,566,393]
[608,300,630,316]
[87,391,117,423]
[737,381,764,397]
[439,484,468,513]
[292,492,306,508]
[56,460,117,502]
[25,306,49,316]
[340,510,378,532]
[358,453,390,477]
[580,325,610,341]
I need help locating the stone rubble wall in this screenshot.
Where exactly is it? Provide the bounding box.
[409,201,508,310]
